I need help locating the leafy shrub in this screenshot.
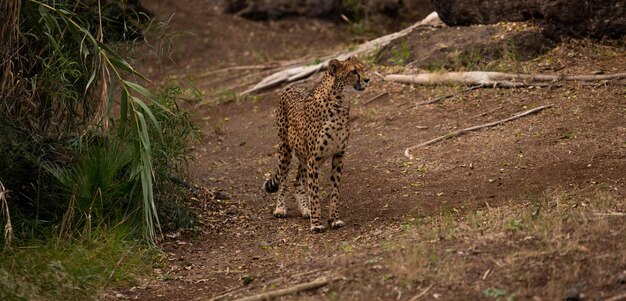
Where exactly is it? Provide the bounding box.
[0,0,199,244]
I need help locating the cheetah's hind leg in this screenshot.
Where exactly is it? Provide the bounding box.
[294,161,310,218]
[266,144,292,218]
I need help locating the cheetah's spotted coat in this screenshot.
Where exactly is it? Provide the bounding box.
[263,57,369,232]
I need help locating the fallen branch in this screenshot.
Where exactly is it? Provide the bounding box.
[409,284,434,301]
[363,91,389,105]
[233,277,339,301]
[404,105,552,159]
[385,71,626,87]
[240,12,443,95]
[593,212,626,217]
[470,105,504,119]
[209,284,248,301]
[605,292,626,301]
[416,84,484,106]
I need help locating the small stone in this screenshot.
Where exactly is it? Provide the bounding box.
[225,205,239,215]
[242,275,254,285]
[618,271,626,284]
[564,288,581,301]
[259,241,274,247]
[214,191,231,200]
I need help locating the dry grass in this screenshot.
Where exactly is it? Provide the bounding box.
[0,0,24,113]
[385,189,626,300]
[0,181,12,249]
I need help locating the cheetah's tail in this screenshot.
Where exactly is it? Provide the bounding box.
[263,173,279,193]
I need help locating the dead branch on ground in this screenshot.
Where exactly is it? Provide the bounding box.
[240,12,444,95]
[605,292,626,301]
[593,212,626,217]
[385,71,626,88]
[409,284,434,301]
[470,105,504,119]
[404,105,552,159]
[209,268,329,301]
[233,276,339,301]
[416,84,484,106]
[363,92,389,105]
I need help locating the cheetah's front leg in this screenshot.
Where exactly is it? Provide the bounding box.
[328,152,345,229]
[307,157,325,232]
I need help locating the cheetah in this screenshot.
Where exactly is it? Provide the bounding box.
[263,56,369,232]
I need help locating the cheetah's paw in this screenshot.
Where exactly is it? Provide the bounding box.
[330,219,345,229]
[310,224,326,233]
[273,207,287,218]
[299,207,311,219]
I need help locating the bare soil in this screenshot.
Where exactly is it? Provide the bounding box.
[113,1,626,300]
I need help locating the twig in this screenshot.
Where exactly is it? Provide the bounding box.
[209,283,248,301]
[233,277,339,301]
[373,71,385,80]
[605,292,626,301]
[409,284,434,301]
[209,267,328,300]
[593,212,626,217]
[108,255,126,280]
[481,268,491,280]
[363,92,389,105]
[289,268,325,279]
[404,105,552,159]
[470,105,504,119]
[416,84,484,106]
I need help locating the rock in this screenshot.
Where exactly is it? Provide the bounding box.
[376,24,555,68]
[539,0,626,39]
[241,275,255,285]
[564,288,581,301]
[431,0,626,39]
[432,0,541,26]
[225,205,239,215]
[214,191,231,200]
[618,270,626,284]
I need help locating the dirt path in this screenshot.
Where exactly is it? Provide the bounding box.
[120,2,626,300]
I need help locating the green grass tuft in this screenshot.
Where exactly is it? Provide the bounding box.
[0,227,158,301]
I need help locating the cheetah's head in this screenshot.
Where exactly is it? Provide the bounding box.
[328,56,369,92]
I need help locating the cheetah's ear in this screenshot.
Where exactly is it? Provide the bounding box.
[328,59,340,76]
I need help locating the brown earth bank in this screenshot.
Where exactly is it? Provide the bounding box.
[110,1,626,300]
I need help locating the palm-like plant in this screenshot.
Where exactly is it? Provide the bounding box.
[0,0,171,243]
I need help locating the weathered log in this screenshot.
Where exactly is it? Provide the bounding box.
[240,11,443,95]
[385,71,626,87]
